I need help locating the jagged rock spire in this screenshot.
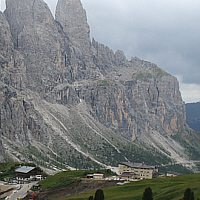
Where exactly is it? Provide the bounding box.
[4,0,55,48]
[4,0,68,92]
[55,0,91,54]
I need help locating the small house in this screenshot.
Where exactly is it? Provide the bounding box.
[86,173,104,180]
[166,171,182,177]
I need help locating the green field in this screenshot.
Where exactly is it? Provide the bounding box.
[57,173,200,200]
[39,170,95,189]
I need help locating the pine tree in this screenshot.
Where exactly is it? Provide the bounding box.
[89,196,93,200]
[94,189,104,200]
[142,187,153,200]
[183,188,194,200]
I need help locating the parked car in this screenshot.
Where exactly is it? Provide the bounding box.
[17,185,22,190]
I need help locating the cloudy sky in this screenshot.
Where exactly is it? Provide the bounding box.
[1,0,200,103]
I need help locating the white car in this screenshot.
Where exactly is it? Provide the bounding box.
[17,185,22,190]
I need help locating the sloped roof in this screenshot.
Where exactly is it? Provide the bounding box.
[119,162,156,169]
[15,166,35,174]
[93,173,104,176]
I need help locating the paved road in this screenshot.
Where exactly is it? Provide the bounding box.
[8,181,38,200]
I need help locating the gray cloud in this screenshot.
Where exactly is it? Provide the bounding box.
[81,0,200,80]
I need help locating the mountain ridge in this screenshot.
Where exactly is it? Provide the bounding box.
[0,0,200,172]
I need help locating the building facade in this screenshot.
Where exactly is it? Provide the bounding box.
[119,162,158,179]
[15,166,42,181]
[86,173,104,180]
[166,171,182,177]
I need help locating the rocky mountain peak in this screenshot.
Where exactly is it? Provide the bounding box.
[4,0,69,93]
[55,0,101,81]
[1,0,199,172]
[56,0,90,47]
[5,0,55,48]
[0,11,13,58]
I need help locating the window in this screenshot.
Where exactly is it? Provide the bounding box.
[141,174,145,177]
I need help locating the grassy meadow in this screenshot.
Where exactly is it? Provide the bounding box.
[57,173,200,200]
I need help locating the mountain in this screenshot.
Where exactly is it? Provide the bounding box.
[186,102,200,132]
[1,0,200,172]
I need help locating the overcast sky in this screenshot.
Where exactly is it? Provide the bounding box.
[1,0,200,103]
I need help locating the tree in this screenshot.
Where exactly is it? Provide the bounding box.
[89,196,93,200]
[183,188,194,200]
[142,187,153,200]
[94,189,104,200]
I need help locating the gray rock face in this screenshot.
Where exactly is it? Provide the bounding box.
[78,76,185,141]
[0,139,5,162]
[56,0,90,52]
[4,0,70,94]
[0,0,199,171]
[55,0,101,81]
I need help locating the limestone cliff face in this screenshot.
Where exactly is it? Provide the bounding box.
[0,11,26,144]
[56,0,90,51]
[86,40,186,139]
[55,0,101,81]
[0,139,5,162]
[4,0,70,94]
[0,10,49,162]
[0,0,199,171]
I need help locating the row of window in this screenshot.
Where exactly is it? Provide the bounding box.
[123,169,150,173]
[135,174,149,177]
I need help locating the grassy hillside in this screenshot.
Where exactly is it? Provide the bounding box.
[59,173,200,200]
[186,102,200,132]
[38,170,96,189]
[38,170,113,190]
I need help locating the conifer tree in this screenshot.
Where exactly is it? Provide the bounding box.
[89,196,93,200]
[183,188,194,200]
[142,187,153,200]
[94,189,104,200]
